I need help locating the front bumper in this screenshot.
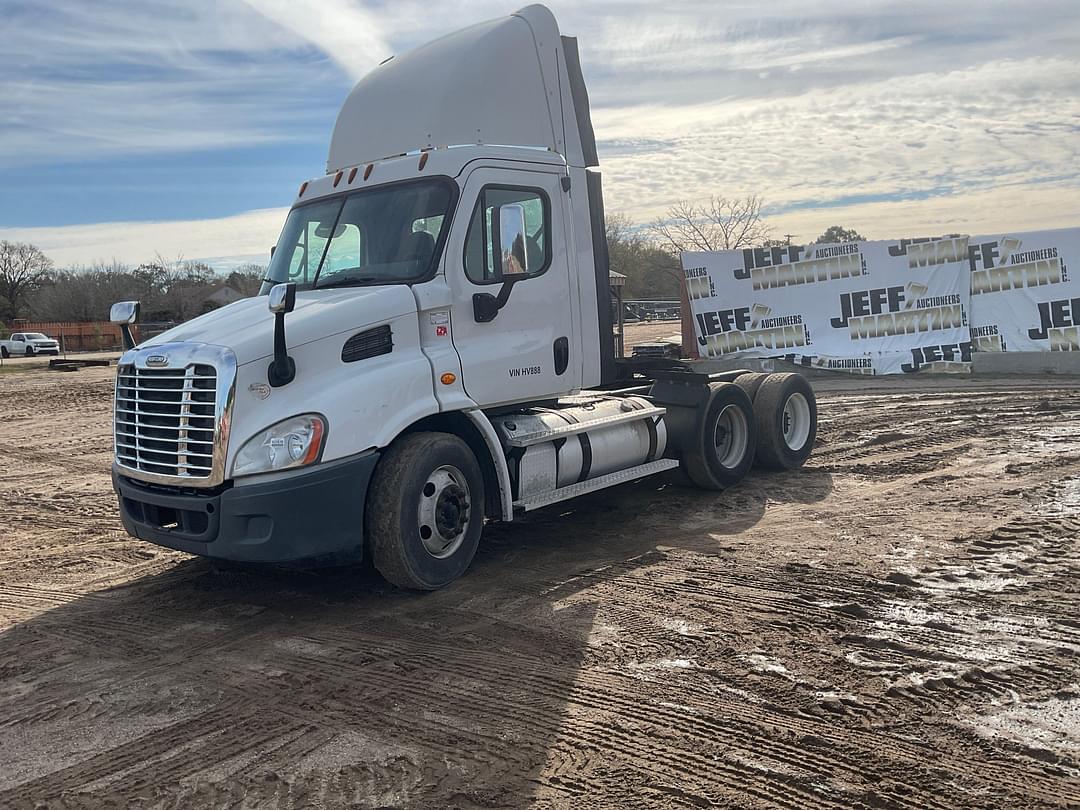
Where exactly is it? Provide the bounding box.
[112,451,379,564]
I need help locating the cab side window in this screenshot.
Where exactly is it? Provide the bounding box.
[463,187,550,284]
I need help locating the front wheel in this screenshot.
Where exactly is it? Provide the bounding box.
[366,432,485,590]
[24,346,34,357]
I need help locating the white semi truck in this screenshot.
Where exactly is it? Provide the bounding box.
[109,5,818,589]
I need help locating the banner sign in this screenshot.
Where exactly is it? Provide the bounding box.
[967,227,1079,353]
[683,236,972,374]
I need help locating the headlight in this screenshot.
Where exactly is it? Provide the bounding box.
[232,414,326,477]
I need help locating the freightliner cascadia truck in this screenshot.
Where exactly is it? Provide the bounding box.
[109,5,818,589]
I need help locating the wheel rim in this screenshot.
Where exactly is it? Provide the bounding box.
[713,404,749,469]
[417,464,471,559]
[782,392,812,450]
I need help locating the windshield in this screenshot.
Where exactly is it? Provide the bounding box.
[261,178,456,293]
[24,333,48,340]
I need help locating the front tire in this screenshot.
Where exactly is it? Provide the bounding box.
[24,347,34,357]
[366,432,485,590]
[0,347,7,359]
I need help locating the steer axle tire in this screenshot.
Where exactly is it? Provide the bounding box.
[367,432,485,591]
[753,373,817,470]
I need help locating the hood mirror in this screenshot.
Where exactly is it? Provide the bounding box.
[110,300,140,350]
[268,282,296,315]
[267,283,297,387]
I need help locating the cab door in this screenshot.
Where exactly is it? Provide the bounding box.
[446,166,579,407]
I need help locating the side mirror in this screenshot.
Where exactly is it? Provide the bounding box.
[496,202,528,275]
[268,283,296,314]
[110,300,140,350]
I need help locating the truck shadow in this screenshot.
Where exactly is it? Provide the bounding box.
[0,467,831,807]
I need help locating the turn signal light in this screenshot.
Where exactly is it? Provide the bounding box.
[440,372,456,385]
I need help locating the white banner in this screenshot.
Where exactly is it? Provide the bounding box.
[682,236,972,374]
[968,227,1080,353]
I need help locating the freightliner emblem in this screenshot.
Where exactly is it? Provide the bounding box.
[146,355,168,367]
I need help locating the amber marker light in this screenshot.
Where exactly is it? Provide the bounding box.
[348,167,358,184]
[298,181,308,197]
[364,164,374,180]
[333,170,343,187]
[302,419,325,465]
[418,152,429,170]
[440,372,457,385]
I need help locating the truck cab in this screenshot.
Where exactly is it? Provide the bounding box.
[110,5,818,589]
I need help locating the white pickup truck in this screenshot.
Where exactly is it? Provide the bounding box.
[1,332,61,358]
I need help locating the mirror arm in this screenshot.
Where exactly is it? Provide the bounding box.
[472,276,520,323]
[267,311,296,387]
[120,323,136,351]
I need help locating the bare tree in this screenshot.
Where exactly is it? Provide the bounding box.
[0,241,54,320]
[648,195,770,254]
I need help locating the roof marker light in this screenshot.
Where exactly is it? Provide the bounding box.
[333,170,343,187]
[348,167,358,184]
[418,153,429,171]
[298,182,308,197]
[364,164,374,180]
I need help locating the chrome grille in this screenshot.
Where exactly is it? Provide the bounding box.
[115,363,218,479]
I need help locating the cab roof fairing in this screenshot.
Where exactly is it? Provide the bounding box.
[326,5,598,174]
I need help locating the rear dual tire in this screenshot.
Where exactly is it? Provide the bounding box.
[735,372,817,470]
[677,383,757,491]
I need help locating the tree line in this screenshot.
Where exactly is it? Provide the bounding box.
[0,246,264,326]
[0,201,863,324]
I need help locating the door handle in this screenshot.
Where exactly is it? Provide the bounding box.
[553,336,569,375]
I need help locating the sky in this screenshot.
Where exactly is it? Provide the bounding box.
[1,0,1078,269]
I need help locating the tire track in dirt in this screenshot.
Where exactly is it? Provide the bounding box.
[2,370,1080,807]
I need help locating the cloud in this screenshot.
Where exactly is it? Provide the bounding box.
[0,208,288,269]
[235,0,391,79]
[1,0,1078,264]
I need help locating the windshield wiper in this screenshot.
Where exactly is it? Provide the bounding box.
[315,275,382,289]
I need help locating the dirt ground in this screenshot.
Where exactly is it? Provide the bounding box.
[1,365,1079,809]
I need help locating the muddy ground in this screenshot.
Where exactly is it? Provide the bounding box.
[0,365,1078,809]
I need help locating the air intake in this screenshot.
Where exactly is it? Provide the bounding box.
[342,325,393,363]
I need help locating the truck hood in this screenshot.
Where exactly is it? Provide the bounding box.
[144,286,417,366]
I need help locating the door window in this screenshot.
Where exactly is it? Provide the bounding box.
[463,187,550,284]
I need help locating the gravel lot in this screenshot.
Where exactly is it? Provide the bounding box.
[1,364,1078,808]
